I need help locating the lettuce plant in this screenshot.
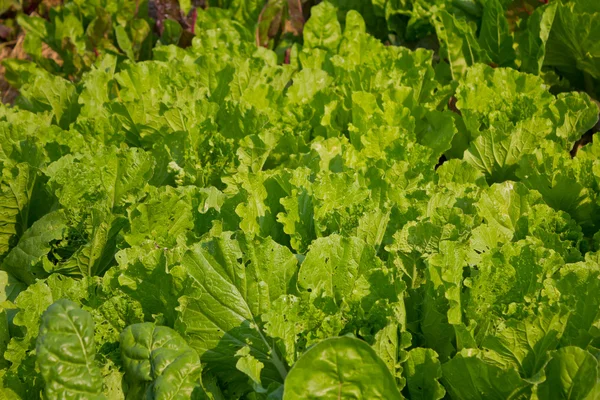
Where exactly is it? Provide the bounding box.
[0,1,599,399]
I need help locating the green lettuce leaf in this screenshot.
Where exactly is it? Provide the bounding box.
[517,2,558,75]
[537,346,599,400]
[478,0,515,67]
[405,348,446,400]
[175,232,296,392]
[441,349,531,399]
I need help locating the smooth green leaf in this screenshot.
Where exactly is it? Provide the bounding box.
[37,299,104,400]
[303,1,342,52]
[283,337,403,399]
[120,322,203,399]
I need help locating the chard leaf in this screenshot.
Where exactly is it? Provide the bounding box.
[120,323,204,399]
[282,337,402,399]
[36,299,104,400]
[303,1,342,52]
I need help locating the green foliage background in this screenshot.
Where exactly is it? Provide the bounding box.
[0,0,599,399]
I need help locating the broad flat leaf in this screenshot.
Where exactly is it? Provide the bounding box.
[261,294,304,367]
[0,117,48,169]
[228,0,264,30]
[15,68,80,129]
[303,1,342,52]
[481,307,570,379]
[517,204,584,263]
[0,163,53,260]
[441,349,531,399]
[416,110,457,159]
[431,10,487,80]
[537,347,599,400]
[1,211,68,284]
[282,337,403,399]
[474,182,542,240]
[464,241,564,332]
[478,0,516,67]
[115,25,135,60]
[14,16,50,62]
[120,323,203,399]
[545,3,600,80]
[463,119,547,183]
[161,19,183,46]
[405,348,445,400]
[517,143,600,233]
[7,281,53,354]
[517,2,558,75]
[78,55,117,119]
[372,323,402,382]
[111,246,185,327]
[311,171,370,236]
[277,168,315,253]
[229,170,288,242]
[436,159,487,187]
[51,5,86,55]
[287,68,333,104]
[551,255,600,348]
[351,91,385,138]
[175,232,297,389]
[36,299,104,400]
[455,64,553,138]
[337,10,385,68]
[425,241,470,358]
[356,208,391,250]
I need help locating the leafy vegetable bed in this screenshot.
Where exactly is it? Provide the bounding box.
[1,0,600,399]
